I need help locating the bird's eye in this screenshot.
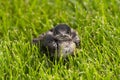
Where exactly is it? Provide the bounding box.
[48,40,51,43]
[67,31,69,33]
[67,31,71,34]
[55,30,60,35]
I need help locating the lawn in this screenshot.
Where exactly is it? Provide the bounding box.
[0,0,120,79]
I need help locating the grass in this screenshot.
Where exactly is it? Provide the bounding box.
[0,0,120,79]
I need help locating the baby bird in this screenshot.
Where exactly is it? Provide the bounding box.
[32,24,80,58]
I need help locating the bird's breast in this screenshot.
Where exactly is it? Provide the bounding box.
[58,41,76,57]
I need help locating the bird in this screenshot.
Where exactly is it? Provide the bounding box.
[32,23,80,58]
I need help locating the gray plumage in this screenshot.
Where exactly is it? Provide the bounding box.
[32,24,80,57]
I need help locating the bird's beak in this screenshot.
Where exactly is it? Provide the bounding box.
[55,34,72,41]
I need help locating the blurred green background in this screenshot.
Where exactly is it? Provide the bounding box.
[0,0,120,79]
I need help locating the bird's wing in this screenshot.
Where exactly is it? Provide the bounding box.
[32,29,54,43]
[71,28,80,48]
[32,32,46,45]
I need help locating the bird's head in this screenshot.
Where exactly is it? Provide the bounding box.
[53,24,72,41]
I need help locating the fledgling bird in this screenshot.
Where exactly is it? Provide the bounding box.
[32,24,80,58]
